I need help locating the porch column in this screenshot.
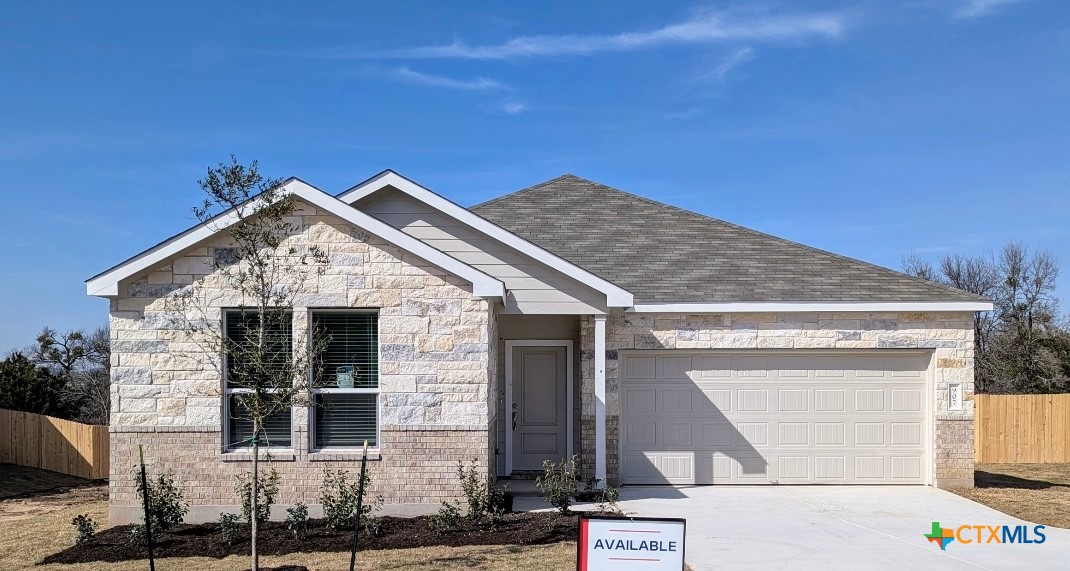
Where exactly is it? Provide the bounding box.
[594,314,607,487]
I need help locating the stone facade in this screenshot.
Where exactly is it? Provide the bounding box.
[107,200,493,523]
[578,311,976,488]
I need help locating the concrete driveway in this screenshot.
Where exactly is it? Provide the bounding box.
[614,486,1070,570]
[516,486,1070,570]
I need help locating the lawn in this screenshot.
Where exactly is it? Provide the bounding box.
[950,463,1070,529]
[0,464,578,570]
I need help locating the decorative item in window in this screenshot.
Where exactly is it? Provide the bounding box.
[336,365,355,389]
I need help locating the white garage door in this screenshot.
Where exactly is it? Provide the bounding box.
[620,351,929,485]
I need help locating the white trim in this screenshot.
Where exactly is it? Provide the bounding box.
[87,178,505,299]
[627,301,993,313]
[503,340,574,477]
[338,171,634,307]
[593,315,607,488]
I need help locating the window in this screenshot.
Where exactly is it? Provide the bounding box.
[311,311,379,449]
[224,309,293,449]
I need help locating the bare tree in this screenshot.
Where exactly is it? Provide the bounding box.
[901,253,938,283]
[903,243,1068,393]
[31,326,111,424]
[170,157,328,570]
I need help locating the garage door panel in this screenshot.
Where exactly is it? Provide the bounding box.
[815,456,847,480]
[623,452,694,484]
[701,389,732,411]
[661,389,694,412]
[778,389,810,412]
[778,422,810,446]
[779,456,810,480]
[621,351,927,485]
[891,389,923,412]
[855,456,886,479]
[737,389,768,411]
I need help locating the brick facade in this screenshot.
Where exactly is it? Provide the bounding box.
[578,311,976,488]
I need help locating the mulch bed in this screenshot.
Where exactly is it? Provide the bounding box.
[42,511,588,564]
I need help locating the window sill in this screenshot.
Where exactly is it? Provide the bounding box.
[308,450,382,462]
[221,449,296,462]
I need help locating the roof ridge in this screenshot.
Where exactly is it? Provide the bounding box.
[468,173,580,209]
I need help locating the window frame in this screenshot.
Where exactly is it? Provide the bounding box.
[221,308,296,452]
[308,308,381,452]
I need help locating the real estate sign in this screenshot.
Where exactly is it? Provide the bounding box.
[577,515,686,570]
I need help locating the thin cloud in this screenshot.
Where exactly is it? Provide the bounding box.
[664,107,703,120]
[391,67,513,91]
[499,99,529,114]
[955,0,1024,18]
[336,9,847,61]
[696,46,756,82]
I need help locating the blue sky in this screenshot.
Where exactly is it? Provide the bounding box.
[2,0,1068,352]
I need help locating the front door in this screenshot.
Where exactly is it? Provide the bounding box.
[512,345,568,472]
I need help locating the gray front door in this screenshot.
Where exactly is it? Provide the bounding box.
[512,346,568,472]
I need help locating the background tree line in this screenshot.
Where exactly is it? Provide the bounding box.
[0,326,111,424]
[903,241,1070,393]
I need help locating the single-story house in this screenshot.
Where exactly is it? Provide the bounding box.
[89,171,991,523]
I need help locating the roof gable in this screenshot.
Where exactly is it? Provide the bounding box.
[471,174,989,306]
[337,170,635,307]
[87,178,505,298]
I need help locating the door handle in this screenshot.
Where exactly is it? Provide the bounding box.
[512,410,518,432]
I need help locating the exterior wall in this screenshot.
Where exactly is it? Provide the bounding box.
[579,311,976,488]
[356,187,608,314]
[107,200,493,523]
[494,315,581,476]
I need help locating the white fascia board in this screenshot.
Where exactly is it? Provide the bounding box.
[87,179,505,299]
[338,171,635,307]
[627,301,994,313]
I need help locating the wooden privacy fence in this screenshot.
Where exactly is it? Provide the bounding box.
[975,394,1070,463]
[0,409,109,479]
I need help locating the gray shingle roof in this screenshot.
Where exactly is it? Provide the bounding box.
[470,174,985,304]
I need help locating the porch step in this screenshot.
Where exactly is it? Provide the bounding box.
[498,478,542,497]
[505,471,542,480]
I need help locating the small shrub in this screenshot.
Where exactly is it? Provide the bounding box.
[582,478,623,515]
[457,459,508,527]
[219,512,241,545]
[363,513,384,537]
[236,468,280,525]
[131,467,189,532]
[285,503,309,539]
[71,514,97,546]
[430,500,462,532]
[598,485,622,515]
[320,468,382,531]
[128,524,146,546]
[536,455,578,514]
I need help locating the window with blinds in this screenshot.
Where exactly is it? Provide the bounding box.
[312,312,378,388]
[227,396,292,448]
[314,394,377,447]
[224,309,294,449]
[311,310,379,449]
[225,309,293,389]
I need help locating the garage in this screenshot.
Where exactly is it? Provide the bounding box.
[620,351,931,485]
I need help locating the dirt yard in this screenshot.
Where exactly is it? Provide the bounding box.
[950,463,1070,529]
[0,464,578,570]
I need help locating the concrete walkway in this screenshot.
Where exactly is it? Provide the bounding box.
[514,486,1070,570]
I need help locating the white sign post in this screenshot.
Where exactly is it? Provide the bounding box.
[578,516,686,571]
